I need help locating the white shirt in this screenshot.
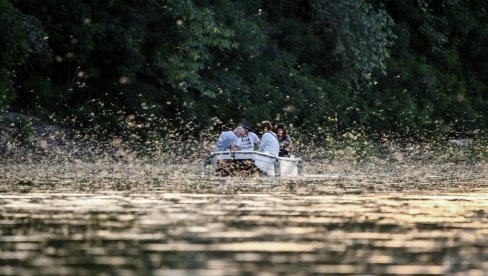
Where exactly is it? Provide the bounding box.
[237,132,260,151]
[216,131,239,151]
[259,132,279,156]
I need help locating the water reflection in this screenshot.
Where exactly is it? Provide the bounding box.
[0,163,487,275]
[1,191,488,275]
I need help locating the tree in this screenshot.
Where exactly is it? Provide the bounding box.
[0,0,49,111]
[310,0,395,85]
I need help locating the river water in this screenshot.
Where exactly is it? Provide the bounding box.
[1,162,487,275]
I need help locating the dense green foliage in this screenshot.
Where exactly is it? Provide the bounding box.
[1,0,486,141]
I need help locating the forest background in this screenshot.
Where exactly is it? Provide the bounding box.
[0,0,487,159]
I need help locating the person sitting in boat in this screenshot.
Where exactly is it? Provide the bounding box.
[275,123,293,157]
[258,121,279,156]
[237,125,261,151]
[216,126,244,151]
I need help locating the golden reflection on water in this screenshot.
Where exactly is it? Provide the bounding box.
[0,162,487,275]
[1,191,488,275]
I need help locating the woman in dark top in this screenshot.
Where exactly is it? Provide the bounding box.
[275,123,293,157]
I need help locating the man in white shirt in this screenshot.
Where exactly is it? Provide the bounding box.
[216,127,245,151]
[258,121,279,156]
[237,125,261,151]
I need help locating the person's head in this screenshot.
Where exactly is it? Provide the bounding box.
[240,124,251,136]
[233,126,245,137]
[276,128,284,137]
[260,121,273,132]
[275,123,288,137]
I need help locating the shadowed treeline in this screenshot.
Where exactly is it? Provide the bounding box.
[0,0,487,145]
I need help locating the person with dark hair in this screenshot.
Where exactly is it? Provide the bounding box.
[275,123,293,157]
[258,121,279,156]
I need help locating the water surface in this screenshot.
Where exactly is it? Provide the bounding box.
[1,162,487,275]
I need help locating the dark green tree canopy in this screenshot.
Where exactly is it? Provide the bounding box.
[0,0,486,139]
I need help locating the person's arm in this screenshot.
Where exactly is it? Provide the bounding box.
[285,135,293,151]
[231,136,241,151]
[252,133,260,151]
[279,135,291,150]
[252,133,261,145]
[258,134,267,152]
[216,133,224,151]
[235,137,243,150]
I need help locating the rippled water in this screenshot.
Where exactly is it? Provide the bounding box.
[1,162,487,275]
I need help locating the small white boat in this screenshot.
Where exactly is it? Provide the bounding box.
[203,151,305,177]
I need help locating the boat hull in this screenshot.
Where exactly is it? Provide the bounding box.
[204,151,304,177]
